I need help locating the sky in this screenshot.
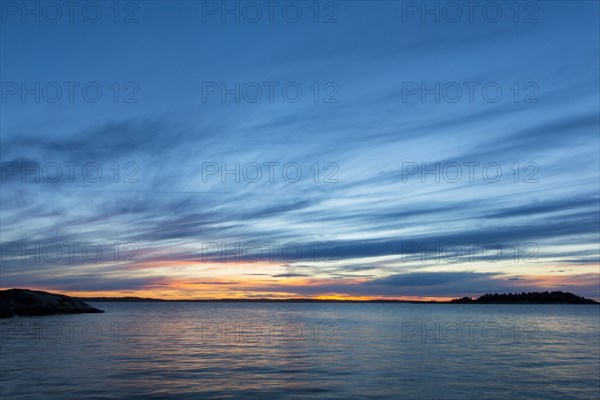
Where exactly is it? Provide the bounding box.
[1,0,599,300]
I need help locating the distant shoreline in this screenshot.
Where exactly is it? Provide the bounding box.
[78,291,599,305]
[2,289,597,307]
[80,298,442,303]
[81,299,599,304]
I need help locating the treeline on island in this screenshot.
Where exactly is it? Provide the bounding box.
[451,291,598,304]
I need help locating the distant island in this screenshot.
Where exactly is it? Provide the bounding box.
[0,289,104,318]
[451,291,598,304]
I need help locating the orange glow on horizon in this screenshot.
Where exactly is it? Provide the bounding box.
[2,272,598,301]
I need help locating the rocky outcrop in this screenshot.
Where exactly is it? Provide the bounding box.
[0,289,104,318]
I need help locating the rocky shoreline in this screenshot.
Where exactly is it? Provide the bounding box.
[0,289,104,318]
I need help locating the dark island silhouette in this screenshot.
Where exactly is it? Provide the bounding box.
[0,289,104,318]
[451,291,598,304]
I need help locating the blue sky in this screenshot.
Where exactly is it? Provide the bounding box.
[1,1,599,299]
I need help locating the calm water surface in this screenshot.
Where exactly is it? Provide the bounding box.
[1,303,599,399]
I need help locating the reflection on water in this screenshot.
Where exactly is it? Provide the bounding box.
[1,303,599,399]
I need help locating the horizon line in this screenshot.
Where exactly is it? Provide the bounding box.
[2,288,598,303]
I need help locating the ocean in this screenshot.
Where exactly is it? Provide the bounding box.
[1,302,599,399]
